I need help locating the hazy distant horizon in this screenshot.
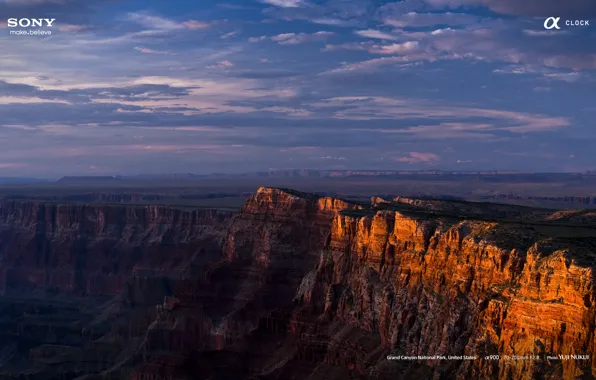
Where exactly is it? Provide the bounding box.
[3,168,596,182]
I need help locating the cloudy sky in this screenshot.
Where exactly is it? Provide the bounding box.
[0,0,595,177]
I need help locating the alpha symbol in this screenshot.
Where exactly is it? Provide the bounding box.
[544,17,561,30]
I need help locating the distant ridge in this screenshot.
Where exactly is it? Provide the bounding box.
[57,176,122,183]
[48,170,596,185]
[54,170,537,182]
[0,177,50,184]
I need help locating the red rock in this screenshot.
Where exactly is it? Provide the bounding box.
[1,189,595,379]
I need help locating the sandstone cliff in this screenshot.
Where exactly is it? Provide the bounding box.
[295,195,596,380]
[0,189,595,380]
[0,200,235,295]
[139,188,596,380]
[140,188,364,359]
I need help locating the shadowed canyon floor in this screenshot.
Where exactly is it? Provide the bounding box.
[0,187,595,379]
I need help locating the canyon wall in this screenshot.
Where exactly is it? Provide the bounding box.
[139,188,364,362]
[0,189,595,379]
[0,200,235,295]
[294,198,596,380]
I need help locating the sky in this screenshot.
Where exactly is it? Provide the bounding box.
[0,0,595,177]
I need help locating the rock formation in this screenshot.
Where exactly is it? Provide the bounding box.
[0,200,234,295]
[0,188,595,379]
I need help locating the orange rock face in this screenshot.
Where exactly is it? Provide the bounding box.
[296,194,596,379]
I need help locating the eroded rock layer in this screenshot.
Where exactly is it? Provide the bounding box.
[0,200,234,295]
[0,188,595,379]
[297,205,596,380]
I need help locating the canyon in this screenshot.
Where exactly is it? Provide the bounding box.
[0,187,595,379]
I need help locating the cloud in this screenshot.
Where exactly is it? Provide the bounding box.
[0,72,310,130]
[274,31,334,44]
[354,29,399,41]
[127,12,181,30]
[0,80,199,106]
[0,0,592,175]
[330,23,596,73]
[0,71,571,142]
[221,31,237,39]
[183,20,210,30]
[134,47,172,55]
[432,27,596,70]
[57,24,88,32]
[261,0,369,27]
[322,42,376,52]
[248,36,268,43]
[492,65,584,82]
[395,152,440,163]
[522,29,570,37]
[376,0,596,18]
[310,18,361,27]
[126,12,210,32]
[424,0,596,17]
[0,162,27,168]
[543,72,583,82]
[323,54,440,73]
[228,69,301,79]
[311,97,571,133]
[359,123,499,140]
[382,12,479,28]
[260,0,304,8]
[207,60,234,69]
[250,31,334,45]
[369,41,421,54]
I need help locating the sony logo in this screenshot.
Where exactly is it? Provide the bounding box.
[7,18,56,28]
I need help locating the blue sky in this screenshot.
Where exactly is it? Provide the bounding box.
[0,0,595,176]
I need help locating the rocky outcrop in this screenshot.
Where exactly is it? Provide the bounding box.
[141,188,596,380]
[143,188,364,357]
[0,188,595,379]
[0,200,237,379]
[295,198,596,380]
[0,200,235,295]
